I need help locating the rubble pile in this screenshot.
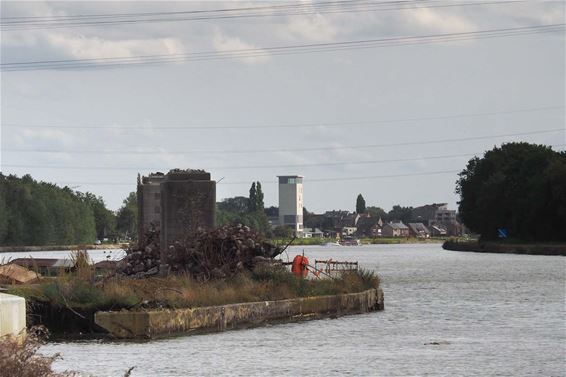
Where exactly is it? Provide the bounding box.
[119,227,160,278]
[168,224,283,280]
[119,225,284,280]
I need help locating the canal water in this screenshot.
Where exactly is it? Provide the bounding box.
[4,244,565,376]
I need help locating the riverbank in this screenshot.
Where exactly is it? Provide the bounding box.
[0,243,127,253]
[443,240,566,256]
[271,237,446,246]
[6,266,381,337]
[95,288,384,339]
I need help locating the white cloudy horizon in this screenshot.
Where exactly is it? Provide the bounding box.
[1,0,564,213]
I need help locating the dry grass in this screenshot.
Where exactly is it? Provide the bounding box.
[9,265,380,311]
[0,326,76,377]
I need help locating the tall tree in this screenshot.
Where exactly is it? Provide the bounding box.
[366,206,387,220]
[456,142,566,241]
[255,182,264,212]
[356,194,366,214]
[388,205,413,224]
[249,182,257,212]
[80,192,116,240]
[116,192,138,240]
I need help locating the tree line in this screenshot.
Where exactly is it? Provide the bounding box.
[456,143,565,242]
[216,181,272,236]
[0,174,137,246]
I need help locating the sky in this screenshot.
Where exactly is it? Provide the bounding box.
[1,0,565,213]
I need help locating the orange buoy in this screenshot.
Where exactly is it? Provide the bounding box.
[291,255,309,278]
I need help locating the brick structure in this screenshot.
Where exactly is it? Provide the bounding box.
[137,169,216,274]
[137,172,165,238]
[159,169,216,249]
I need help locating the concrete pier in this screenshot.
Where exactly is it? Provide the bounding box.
[95,288,383,339]
[0,293,26,341]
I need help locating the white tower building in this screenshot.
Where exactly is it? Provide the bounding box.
[278,175,304,236]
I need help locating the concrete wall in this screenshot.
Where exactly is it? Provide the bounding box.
[95,288,383,339]
[138,175,165,237]
[0,293,26,341]
[160,173,216,249]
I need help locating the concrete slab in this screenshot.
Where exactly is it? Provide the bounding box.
[0,292,26,341]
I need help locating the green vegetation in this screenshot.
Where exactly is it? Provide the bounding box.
[116,191,138,240]
[271,237,327,245]
[356,194,366,214]
[386,205,414,223]
[0,174,138,246]
[363,237,446,244]
[0,174,96,246]
[217,182,271,235]
[456,143,566,241]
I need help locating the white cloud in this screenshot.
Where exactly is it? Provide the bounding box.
[286,13,339,41]
[408,8,477,34]
[45,33,185,60]
[212,28,269,65]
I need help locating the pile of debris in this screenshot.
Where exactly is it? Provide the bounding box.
[118,227,160,278]
[167,224,283,280]
[119,225,284,280]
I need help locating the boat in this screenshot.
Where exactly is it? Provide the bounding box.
[339,237,361,246]
[324,241,341,246]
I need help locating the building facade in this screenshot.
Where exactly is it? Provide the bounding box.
[278,175,304,236]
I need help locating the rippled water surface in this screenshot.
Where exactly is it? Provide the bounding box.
[9,244,565,376]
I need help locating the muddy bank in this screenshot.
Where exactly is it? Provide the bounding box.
[443,240,566,256]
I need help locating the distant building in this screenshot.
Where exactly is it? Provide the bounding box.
[410,203,461,236]
[356,216,384,238]
[382,221,410,237]
[303,227,324,238]
[407,223,430,238]
[430,224,448,237]
[278,175,304,236]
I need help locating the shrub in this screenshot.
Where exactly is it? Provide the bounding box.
[0,326,76,377]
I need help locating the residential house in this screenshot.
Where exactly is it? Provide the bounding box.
[356,216,384,238]
[407,223,430,238]
[429,224,448,237]
[303,227,324,238]
[341,227,357,236]
[382,221,410,237]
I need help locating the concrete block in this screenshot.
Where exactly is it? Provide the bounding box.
[0,293,26,341]
[95,288,384,339]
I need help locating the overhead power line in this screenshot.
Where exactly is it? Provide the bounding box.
[3,128,562,155]
[33,169,463,187]
[5,144,564,172]
[2,24,563,72]
[1,151,478,171]
[3,105,562,131]
[0,0,523,30]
